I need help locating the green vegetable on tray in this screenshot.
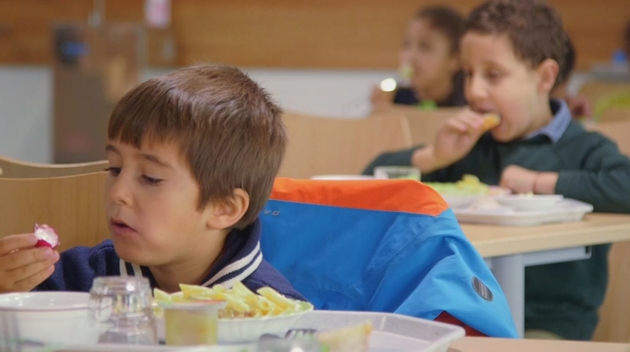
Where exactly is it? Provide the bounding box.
[424,175,489,196]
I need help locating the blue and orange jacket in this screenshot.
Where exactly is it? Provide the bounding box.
[260,178,517,337]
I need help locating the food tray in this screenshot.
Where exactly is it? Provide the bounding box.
[292,310,465,352]
[454,199,594,226]
[53,310,465,352]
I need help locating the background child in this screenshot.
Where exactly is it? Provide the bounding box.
[365,0,630,341]
[0,65,304,300]
[371,6,467,109]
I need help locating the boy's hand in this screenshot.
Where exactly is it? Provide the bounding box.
[500,165,559,194]
[0,234,59,293]
[500,165,538,194]
[413,109,487,173]
[370,85,395,109]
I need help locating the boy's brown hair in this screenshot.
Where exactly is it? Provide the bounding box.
[108,64,286,229]
[465,0,568,86]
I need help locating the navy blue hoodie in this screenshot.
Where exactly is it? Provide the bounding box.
[36,219,305,300]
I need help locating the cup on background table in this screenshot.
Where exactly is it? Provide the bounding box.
[374,166,421,180]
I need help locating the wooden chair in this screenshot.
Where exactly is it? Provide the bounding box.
[370,105,463,145]
[0,156,108,178]
[279,112,412,179]
[578,82,630,122]
[0,173,109,252]
[579,81,630,107]
[590,119,630,342]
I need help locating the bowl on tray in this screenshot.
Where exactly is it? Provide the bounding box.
[156,300,314,344]
[0,291,100,347]
[495,194,564,211]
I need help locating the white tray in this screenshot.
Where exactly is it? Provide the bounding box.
[53,311,465,352]
[292,310,465,352]
[454,199,594,226]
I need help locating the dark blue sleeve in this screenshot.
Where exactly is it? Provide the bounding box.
[393,88,419,105]
[556,134,630,213]
[35,240,121,292]
[242,260,307,301]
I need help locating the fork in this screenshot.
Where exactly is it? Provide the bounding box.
[284,328,318,339]
[259,328,318,342]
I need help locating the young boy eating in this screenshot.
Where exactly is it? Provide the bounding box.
[365,0,630,340]
[0,65,304,300]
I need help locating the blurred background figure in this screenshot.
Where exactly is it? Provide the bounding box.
[611,20,630,66]
[371,6,467,110]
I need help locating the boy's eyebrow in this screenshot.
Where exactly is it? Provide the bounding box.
[105,144,173,169]
[139,153,173,169]
[105,144,120,155]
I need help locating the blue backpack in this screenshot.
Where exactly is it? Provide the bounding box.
[260,178,517,337]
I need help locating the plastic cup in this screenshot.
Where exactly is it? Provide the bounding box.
[162,301,226,346]
[89,276,157,345]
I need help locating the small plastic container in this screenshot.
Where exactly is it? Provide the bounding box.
[374,166,421,180]
[161,301,226,346]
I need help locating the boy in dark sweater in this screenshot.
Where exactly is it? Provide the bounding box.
[365,0,630,341]
[0,65,304,300]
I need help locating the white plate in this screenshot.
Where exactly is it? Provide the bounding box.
[441,195,483,209]
[454,199,594,226]
[495,194,564,211]
[311,175,374,180]
[0,292,89,311]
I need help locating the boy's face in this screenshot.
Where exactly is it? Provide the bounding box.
[461,32,550,142]
[104,139,214,266]
[401,18,459,93]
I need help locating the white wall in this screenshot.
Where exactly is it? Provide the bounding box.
[0,65,589,164]
[0,66,53,163]
[0,66,395,163]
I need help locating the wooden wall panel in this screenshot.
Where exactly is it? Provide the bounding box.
[0,0,627,69]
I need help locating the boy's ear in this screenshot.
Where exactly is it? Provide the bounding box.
[206,189,250,230]
[536,58,560,94]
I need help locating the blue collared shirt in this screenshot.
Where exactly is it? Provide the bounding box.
[526,99,572,143]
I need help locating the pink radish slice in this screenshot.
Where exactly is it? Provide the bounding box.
[34,224,60,249]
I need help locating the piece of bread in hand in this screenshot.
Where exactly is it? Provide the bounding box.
[481,113,501,131]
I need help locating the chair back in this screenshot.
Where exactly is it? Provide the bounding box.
[0,173,109,252]
[0,156,108,178]
[279,112,412,179]
[371,106,463,145]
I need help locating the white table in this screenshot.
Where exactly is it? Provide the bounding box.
[450,337,630,352]
[463,213,630,337]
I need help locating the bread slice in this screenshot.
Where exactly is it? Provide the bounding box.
[316,321,373,352]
